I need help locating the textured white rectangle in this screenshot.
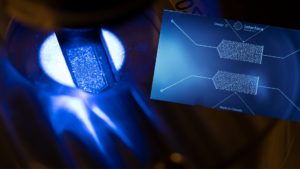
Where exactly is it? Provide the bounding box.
[217,40,263,64]
[212,71,259,95]
[65,46,107,93]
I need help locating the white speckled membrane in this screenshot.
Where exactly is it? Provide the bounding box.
[65,46,107,93]
[212,71,259,95]
[217,40,264,64]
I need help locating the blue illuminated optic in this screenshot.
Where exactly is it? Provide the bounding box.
[39,29,125,87]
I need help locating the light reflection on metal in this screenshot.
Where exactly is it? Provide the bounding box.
[50,95,105,152]
[39,29,125,88]
[91,105,117,130]
[90,104,132,148]
[131,86,159,127]
[49,94,135,157]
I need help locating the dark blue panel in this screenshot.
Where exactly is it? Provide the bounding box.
[151,10,300,121]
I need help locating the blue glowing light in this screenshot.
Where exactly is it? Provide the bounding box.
[48,95,133,167]
[91,105,116,130]
[51,96,100,143]
[91,105,132,148]
[39,29,125,87]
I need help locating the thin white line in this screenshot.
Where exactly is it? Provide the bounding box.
[235,92,256,115]
[224,19,244,42]
[212,92,236,108]
[259,85,278,90]
[243,25,269,43]
[259,85,300,111]
[278,90,300,111]
[263,49,300,60]
[171,19,217,49]
[193,75,213,80]
[284,49,300,59]
[160,75,212,93]
[263,54,283,59]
